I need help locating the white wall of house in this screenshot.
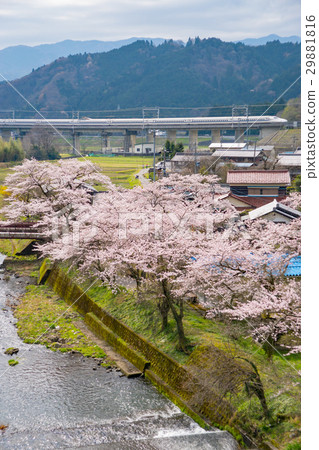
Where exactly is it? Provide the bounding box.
[262,211,292,223]
[132,143,155,154]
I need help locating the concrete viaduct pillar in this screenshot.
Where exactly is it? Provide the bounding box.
[101,132,111,154]
[259,127,279,140]
[167,129,176,143]
[124,130,137,152]
[188,129,198,152]
[211,129,221,143]
[130,133,137,148]
[235,128,246,143]
[1,130,12,141]
[72,132,81,155]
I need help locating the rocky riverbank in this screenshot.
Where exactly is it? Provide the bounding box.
[2,256,116,369]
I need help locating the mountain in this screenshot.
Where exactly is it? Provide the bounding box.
[0,38,166,81]
[237,34,301,46]
[0,38,301,113]
[0,35,301,81]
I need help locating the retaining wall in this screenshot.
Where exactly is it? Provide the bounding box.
[41,262,254,446]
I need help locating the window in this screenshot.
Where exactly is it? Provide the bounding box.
[278,186,287,196]
[231,186,248,196]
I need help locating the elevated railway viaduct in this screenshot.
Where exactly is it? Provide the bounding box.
[0,116,287,153]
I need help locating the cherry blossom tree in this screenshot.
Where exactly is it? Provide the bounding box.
[0,158,112,236]
[39,173,237,352]
[2,159,300,355]
[280,191,301,210]
[181,218,301,354]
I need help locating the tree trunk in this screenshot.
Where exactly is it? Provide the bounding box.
[128,266,144,297]
[262,334,276,359]
[172,299,188,353]
[157,297,170,330]
[238,357,272,421]
[161,279,188,353]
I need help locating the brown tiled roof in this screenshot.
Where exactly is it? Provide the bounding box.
[223,192,286,209]
[226,170,291,185]
[236,196,283,208]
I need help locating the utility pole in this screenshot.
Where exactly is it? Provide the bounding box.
[163,146,166,177]
[153,130,156,182]
[253,140,257,165]
[142,107,159,182]
[194,142,197,174]
[232,105,249,143]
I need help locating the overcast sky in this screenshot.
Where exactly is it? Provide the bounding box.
[0,0,300,49]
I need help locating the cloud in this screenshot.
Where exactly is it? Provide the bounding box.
[0,0,300,49]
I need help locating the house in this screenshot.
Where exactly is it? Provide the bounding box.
[170,153,208,172]
[171,148,264,173]
[209,142,247,151]
[209,142,274,155]
[226,170,291,198]
[217,192,278,211]
[220,170,291,211]
[276,150,301,177]
[211,149,265,166]
[242,199,301,223]
[133,143,155,155]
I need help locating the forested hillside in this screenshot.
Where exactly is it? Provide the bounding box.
[0,37,301,112]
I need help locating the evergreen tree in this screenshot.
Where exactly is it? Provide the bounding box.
[0,138,25,162]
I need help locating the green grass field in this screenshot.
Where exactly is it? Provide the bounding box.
[0,156,155,189]
[0,162,19,185]
[86,155,154,188]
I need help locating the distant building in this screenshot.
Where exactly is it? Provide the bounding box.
[133,143,155,155]
[170,153,207,172]
[209,142,247,151]
[209,142,274,153]
[276,149,301,177]
[211,149,265,165]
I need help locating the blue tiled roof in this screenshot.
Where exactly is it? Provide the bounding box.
[285,256,301,277]
[192,254,301,277]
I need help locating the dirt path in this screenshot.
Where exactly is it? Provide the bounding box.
[136,168,151,187]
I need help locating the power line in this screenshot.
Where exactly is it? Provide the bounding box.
[0,102,299,117]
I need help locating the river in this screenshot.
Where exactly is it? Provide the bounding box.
[0,254,238,449]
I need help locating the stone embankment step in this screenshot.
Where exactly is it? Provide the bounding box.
[74,319,142,378]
